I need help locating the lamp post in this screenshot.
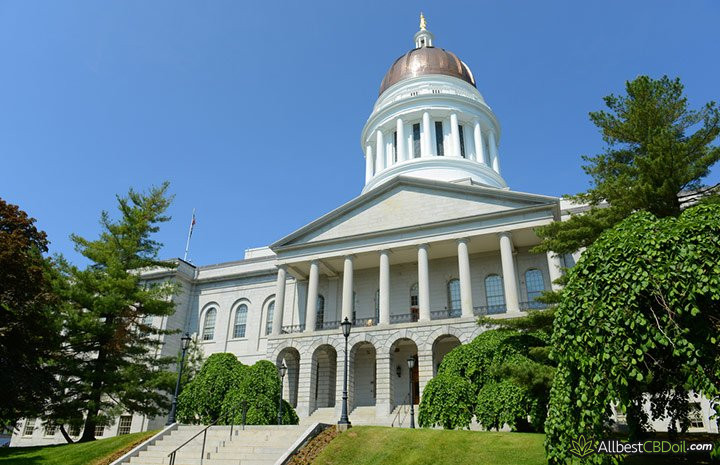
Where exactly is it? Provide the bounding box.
[338,317,352,430]
[407,355,416,429]
[167,332,192,425]
[277,363,287,425]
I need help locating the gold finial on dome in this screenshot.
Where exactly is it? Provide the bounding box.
[419,12,427,30]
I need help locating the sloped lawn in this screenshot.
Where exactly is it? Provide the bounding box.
[0,431,156,465]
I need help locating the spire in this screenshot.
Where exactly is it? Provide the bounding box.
[414,13,434,48]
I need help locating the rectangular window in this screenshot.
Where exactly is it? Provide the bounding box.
[118,416,132,435]
[412,123,421,158]
[68,424,81,437]
[458,125,466,158]
[95,424,105,437]
[689,403,704,428]
[435,121,444,156]
[393,131,398,163]
[44,423,57,437]
[23,419,36,436]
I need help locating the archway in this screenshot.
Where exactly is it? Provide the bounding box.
[276,347,300,408]
[309,344,337,413]
[350,341,376,408]
[389,338,419,406]
[432,335,461,376]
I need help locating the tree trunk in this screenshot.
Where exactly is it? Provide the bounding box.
[59,425,74,444]
[78,346,108,443]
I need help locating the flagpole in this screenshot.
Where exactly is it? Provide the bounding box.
[183,208,195,262]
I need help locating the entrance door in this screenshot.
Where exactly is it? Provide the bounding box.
[412,354,419,404]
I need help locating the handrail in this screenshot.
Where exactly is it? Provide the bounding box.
[391,393,411,427]
[167,403,245,465]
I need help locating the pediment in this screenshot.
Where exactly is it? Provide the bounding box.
[272,177,558,250]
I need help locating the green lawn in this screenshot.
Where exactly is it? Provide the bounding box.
[312,427,547,465]
[0,431,157,465]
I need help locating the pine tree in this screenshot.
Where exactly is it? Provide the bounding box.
[48,183,177,442]
[535,75,720,254]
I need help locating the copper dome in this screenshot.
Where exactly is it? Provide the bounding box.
[379,46,476,96]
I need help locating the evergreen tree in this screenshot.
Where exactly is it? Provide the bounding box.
[48,183,177,442]
[0,198,62,428]
[535,75,720,254]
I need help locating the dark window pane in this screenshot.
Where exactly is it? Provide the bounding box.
[435,121,444,156]
[393,131,398,163]
[413,123,421,158]
[458,125,466,158]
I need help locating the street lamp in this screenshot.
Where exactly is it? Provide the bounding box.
[338,317,352,430]
[167,332,192,425]
[277,363,287,425]
[407,355,416,429]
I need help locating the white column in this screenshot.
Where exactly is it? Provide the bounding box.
[341,255,354,323]
[457,239,474,318]
[421,111,432,157]
[305,260,319,331]
[417,244,430,321]
[473,120,486,164]
[450,113,462,158]
[488,130,500,173]
[376,130,385,171]
[271,265,286,336]
[499,232,520,313]
[379,250,390,325]
[396,117,406,162]
[365,145,374,182]
[546,251,564,291]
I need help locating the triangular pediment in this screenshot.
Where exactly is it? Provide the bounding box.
[272,177,558,250]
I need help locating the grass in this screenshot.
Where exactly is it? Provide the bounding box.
[311,426,547,465]
[0,430,157,465]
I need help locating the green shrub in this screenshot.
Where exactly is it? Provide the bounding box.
[418,373,474,429]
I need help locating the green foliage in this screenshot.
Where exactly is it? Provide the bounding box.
[418,374,475,429]
[46,183,178,442]
[475,380,539,432]
[179,334,204,389]
[178,356,298,426]
[534,75,720,254]
[420,330,551,431]
[0,198,62,428]
[177,353,245,424]
[545,204,720,464]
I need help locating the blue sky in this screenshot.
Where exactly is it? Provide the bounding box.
[2,1,719,267]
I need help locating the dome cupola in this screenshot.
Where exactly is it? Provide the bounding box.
[360,15,507,193]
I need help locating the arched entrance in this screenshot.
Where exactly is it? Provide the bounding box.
[309,344,337,413]
[350,341,376,408]
[276,347,300,408]
[390,338,419,406]
[432,335,461,376]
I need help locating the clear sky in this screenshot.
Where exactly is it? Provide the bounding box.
[2,1,719,267]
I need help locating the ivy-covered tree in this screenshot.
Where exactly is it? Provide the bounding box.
[419,330,548,431]
[0,198,62,428]
[46,183,178,442]
[545,204,720,464]
[534,75,720,255]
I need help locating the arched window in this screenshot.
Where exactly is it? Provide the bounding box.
[525,269,545,308]
[202,307,216,341]
[233,304,248,338]
[410,283,419,307]
[485,275,505,313]
[447,279,461,313]
[316,295,325,329]
[265,301,275,335]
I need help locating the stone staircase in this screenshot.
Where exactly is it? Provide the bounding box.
[122,425,309,465]
[301,405,409,427]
